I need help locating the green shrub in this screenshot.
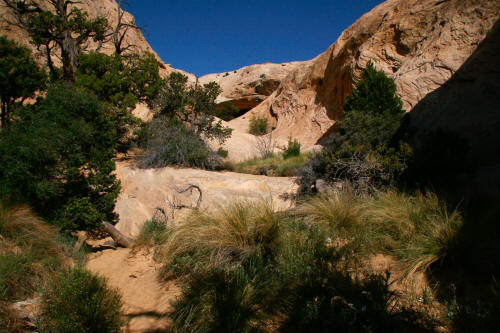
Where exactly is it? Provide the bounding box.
[248,117,268,136]
[282,137,301,159]
[160,201,282,278]
[137,117,213,169]
[216,147,229,158]
[0,85,120,231]
[302,62,410,194]
[39,267,124,333]
[134,218,168,248]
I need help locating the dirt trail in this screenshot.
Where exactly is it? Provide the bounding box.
[86,248,180,333]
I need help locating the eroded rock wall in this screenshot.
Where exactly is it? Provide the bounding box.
[241,0,500,147]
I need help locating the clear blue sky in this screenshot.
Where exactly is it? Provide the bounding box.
[126,0,384,77]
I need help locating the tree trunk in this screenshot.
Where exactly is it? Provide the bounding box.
[102,222,133,248]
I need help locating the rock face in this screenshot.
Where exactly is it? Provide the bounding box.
[408,19,500,226]
[239,0,500,147]
[0,0,192,78]
[199,61,310,112]
[114,161,298,237]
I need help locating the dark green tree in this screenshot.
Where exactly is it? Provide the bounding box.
[0,85,120,231]
[76,52,162,109]
[332,61,405,150]
[75,51,162,150]
[0,35,46,126]
[1,0,109,81]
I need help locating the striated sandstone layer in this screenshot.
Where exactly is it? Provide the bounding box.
[238,0,500,147]
[199,61,310,111]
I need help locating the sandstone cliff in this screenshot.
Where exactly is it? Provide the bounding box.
[199,61,310,112]
[236,0,500,147]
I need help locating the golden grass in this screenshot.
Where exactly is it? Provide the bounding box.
[160,201,281,270]
[296,189,463,278]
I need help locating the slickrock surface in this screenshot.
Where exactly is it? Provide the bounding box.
[239,0,500,147]
[114,161,298,237]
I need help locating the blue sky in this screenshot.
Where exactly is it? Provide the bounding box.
[126,0,384,77]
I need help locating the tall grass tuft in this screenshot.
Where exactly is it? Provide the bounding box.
[134,218,168,249]
[0,202,63,301]
[160,201,281,277]
[364,190,463,276]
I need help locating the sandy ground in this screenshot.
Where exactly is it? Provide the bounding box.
[86,248,180,333]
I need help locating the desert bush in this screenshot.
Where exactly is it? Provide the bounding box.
[137,117,215,169]
[0,84,120,231]
[255,132,275,158]
[300,62,411,195]
[39,267,124,333]
[213,101,245,121]
[249,117,268,136]
[282,137,301,159]
[216,147,229,158]
[298,189,463,278]
[154,72,232,144]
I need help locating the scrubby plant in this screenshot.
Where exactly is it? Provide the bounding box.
[39,267,124,333]
[153,72,232,144]
[363,190,463,276]
[0,85,120,231]
[282,137,301,159]
[137,117,214,169]
[249,116,268,136]
[217,147,229,158]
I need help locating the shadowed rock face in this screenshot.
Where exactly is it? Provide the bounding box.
[240,0,500,147]
[407,18,500,229]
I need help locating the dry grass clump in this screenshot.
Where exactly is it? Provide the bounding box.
[0,202,64,300]
[0,201,66,330]
[160,201,281,276]
[296,189,463,278]
[364,190,463,276]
